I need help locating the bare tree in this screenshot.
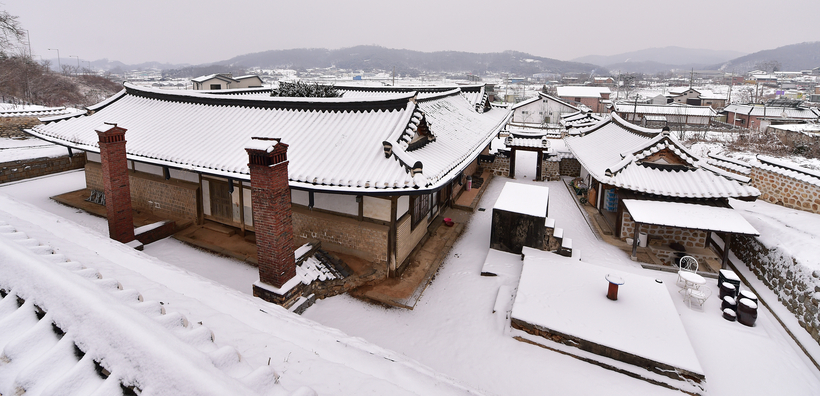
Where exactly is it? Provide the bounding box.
[0,9,25,54]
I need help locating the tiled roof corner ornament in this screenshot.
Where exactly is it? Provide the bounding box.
[383,141,393,158]
[661,126,671,136]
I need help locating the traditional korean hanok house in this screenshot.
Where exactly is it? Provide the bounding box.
[26,83,510,291]
[564,113,760,269]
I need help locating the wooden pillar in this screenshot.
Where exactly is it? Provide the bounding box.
[722,233,733,269]
[238,180,245,237]
[388,196,398,277]
[509,148,516,178]
[631,222,641,260]
[535,150,543,181]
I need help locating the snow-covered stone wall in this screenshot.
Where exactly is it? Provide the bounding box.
[559,158,581,177]
[0,116,38,138]
[541,160,559,181]
[751,166,820,215]
[0,153,86,184]
[732,234,820,346]
[483,156,510,177]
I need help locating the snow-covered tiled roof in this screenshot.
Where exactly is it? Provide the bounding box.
[724,104,820,120]
[0,106,76,118]
[0,223,270,395]
[510,96,540,110]
[27,83,509,193]
[707,154,752,175]
[560,111,603,128]
[612,103,717,117]
[622,199,759,235]
[338,83,489,112]
[755,155,820,187]
[564,114,760,199]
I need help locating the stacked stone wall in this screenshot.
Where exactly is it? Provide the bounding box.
[559,158,581,177]
[85,162,199,222]
[0,116,39,138]
[541,160,560,181]
[482,156,510,177]
[621,212,706,249]
[0,153,86,184]
[731,234,820,346]
[292,206,389,265]
[751,166,820,214]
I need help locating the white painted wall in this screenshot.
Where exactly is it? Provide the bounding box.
[397,195,409,218]
[364,196,390,222]
[314,192,358,216]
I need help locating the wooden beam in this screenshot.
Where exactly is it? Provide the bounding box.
[535,150,543,181]
[509,148,516,178]
[722,232,733,269]
[631,222,641,260]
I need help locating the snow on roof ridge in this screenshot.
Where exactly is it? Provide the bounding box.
[756,155,820,180]
[416,88,462,102]
[123,82,415,110]
[610,112,662,136]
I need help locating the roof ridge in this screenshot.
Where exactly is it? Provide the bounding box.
[123,82,415,112]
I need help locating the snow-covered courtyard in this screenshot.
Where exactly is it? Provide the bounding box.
[1,151,819,394]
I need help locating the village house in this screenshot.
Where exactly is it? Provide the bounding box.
[26,83,510,304]
[556,86,611,113]
[611,102,717,128]
[667,87,728,109]
[191,73,264,90]
[564,113,760,268]
[723,101,820,130]
[509,92,582,126]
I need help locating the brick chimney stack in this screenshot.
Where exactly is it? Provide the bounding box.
[96,123,136,244]
[246,137,297,296]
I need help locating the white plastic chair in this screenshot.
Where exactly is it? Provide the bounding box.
[685,287,712,307]
[676,256,699,288]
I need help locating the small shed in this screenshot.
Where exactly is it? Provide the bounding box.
[490,182,549,253]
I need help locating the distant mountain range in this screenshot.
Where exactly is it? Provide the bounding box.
[710,41,820,72]
[218,46,603,76]
[572,47,746,74]
[60,42,820,78]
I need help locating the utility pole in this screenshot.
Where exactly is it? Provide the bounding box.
[69,55,79,76]
[392,66,395,86]
[48,48,61,73]
[689,68,694,88]
[25,30,32,58]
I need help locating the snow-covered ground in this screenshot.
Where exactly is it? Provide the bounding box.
[1,152,819,395]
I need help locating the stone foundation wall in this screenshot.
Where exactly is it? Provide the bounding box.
[292,205,389,265]
[85,162,200,221]
[559,158,581,177]
[541,160,560,181]
[751,166,820,215]
[482,156,510,177]
[621,211,706,248]
[731,234,820,346]
[0,153,86,184]
[0,116,39,138]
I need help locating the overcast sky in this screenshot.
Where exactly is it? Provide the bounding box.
[6,0,820,66]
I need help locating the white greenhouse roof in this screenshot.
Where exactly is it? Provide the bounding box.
[494,182,549,217]
[556,86,610,98]
[27,83,510,194]
[622,199,759,235]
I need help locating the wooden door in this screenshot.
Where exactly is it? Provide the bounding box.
[210,180,233,222]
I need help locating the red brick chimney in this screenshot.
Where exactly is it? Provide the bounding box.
[96,123,136,244]
[246,137,298,298]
